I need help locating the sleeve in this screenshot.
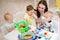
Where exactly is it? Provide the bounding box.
[1,24,8,35]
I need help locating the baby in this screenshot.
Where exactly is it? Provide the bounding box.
[2,12,15,34]
[43,11,54,33]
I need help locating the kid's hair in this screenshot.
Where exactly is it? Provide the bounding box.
[4,12,12,20]
[26,5,34,11]
[44,11,53,17]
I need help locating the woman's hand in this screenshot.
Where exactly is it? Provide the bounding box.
[39,23,44,29]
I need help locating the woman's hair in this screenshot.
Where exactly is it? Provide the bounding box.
[26,5,34,11]
[36,0,48,18]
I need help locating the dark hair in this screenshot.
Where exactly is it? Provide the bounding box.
[37,0,48,18]
[26,5,34,11]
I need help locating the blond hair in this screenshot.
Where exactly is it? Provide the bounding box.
[44,11,53,16]
[44,11,53,20]
[4,12,12,21]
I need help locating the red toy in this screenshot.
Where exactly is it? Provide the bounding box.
[20,24,24,28]
[44,32,47,35]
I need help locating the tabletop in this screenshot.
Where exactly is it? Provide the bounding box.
[4,28,58,40]
[4,25,58,40]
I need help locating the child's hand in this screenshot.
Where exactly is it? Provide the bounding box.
[45,22,51,27]
[7,27,13,32]
[44,19,51,27]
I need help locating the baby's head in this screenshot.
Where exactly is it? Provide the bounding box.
[26,5,34,16]
[44,11,53,22]
[4,12,13,22]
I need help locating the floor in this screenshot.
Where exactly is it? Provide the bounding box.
[0,30,4,40]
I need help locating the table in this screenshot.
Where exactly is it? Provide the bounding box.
[4,28,58,40]
[4,28,18,40]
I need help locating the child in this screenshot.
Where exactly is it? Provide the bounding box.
[57,11,60,17]
[24,5,37,27]
[43,11,54,33]
[1,12,15,34]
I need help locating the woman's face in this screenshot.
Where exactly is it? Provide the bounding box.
[38,4,45,13]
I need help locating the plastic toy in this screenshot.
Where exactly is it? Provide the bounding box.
[16,21,29,33]
[20,24,25,28]
[44,32,51,38]
[18,31,35,40]
[35,27,44,39]
[44,32,47,35]
[39,23,44,29]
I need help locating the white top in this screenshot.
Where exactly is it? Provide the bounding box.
[1,19,16,35]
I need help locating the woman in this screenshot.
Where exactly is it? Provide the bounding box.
[36,0,48,25]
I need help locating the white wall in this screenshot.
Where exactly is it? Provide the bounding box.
[0,0,34,26]
[0,0,58,25]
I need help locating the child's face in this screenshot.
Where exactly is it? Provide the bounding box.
[44,12,52,21]
[5,14,13,22]
[27,9,34,16]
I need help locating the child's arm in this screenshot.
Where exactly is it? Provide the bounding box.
[24,14,31,25]
[6,27,13,32]
[44,20,51,27]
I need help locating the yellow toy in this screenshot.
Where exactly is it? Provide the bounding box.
[44,32,51,38]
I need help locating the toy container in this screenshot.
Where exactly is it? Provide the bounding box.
[16,21,29,33]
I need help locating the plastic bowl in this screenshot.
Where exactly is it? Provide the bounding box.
[21,31,34,40]
[16,21,29,33]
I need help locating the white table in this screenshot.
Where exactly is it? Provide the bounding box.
[4,28,58,40]
[4,29,19,40]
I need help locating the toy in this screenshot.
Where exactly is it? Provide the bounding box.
[24,35,32,39]
[44,32,51,38]
[22,31,34,40]
[18,34,21,40]
[32,30,34,32]
[36,32,39,34]
[16,21,29,33]
[39,23,44,29]
[20,24,25,28]
[35,27,44,39]
[44,32,47,35]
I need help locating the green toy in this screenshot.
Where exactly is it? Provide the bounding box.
[16,21,29,33]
